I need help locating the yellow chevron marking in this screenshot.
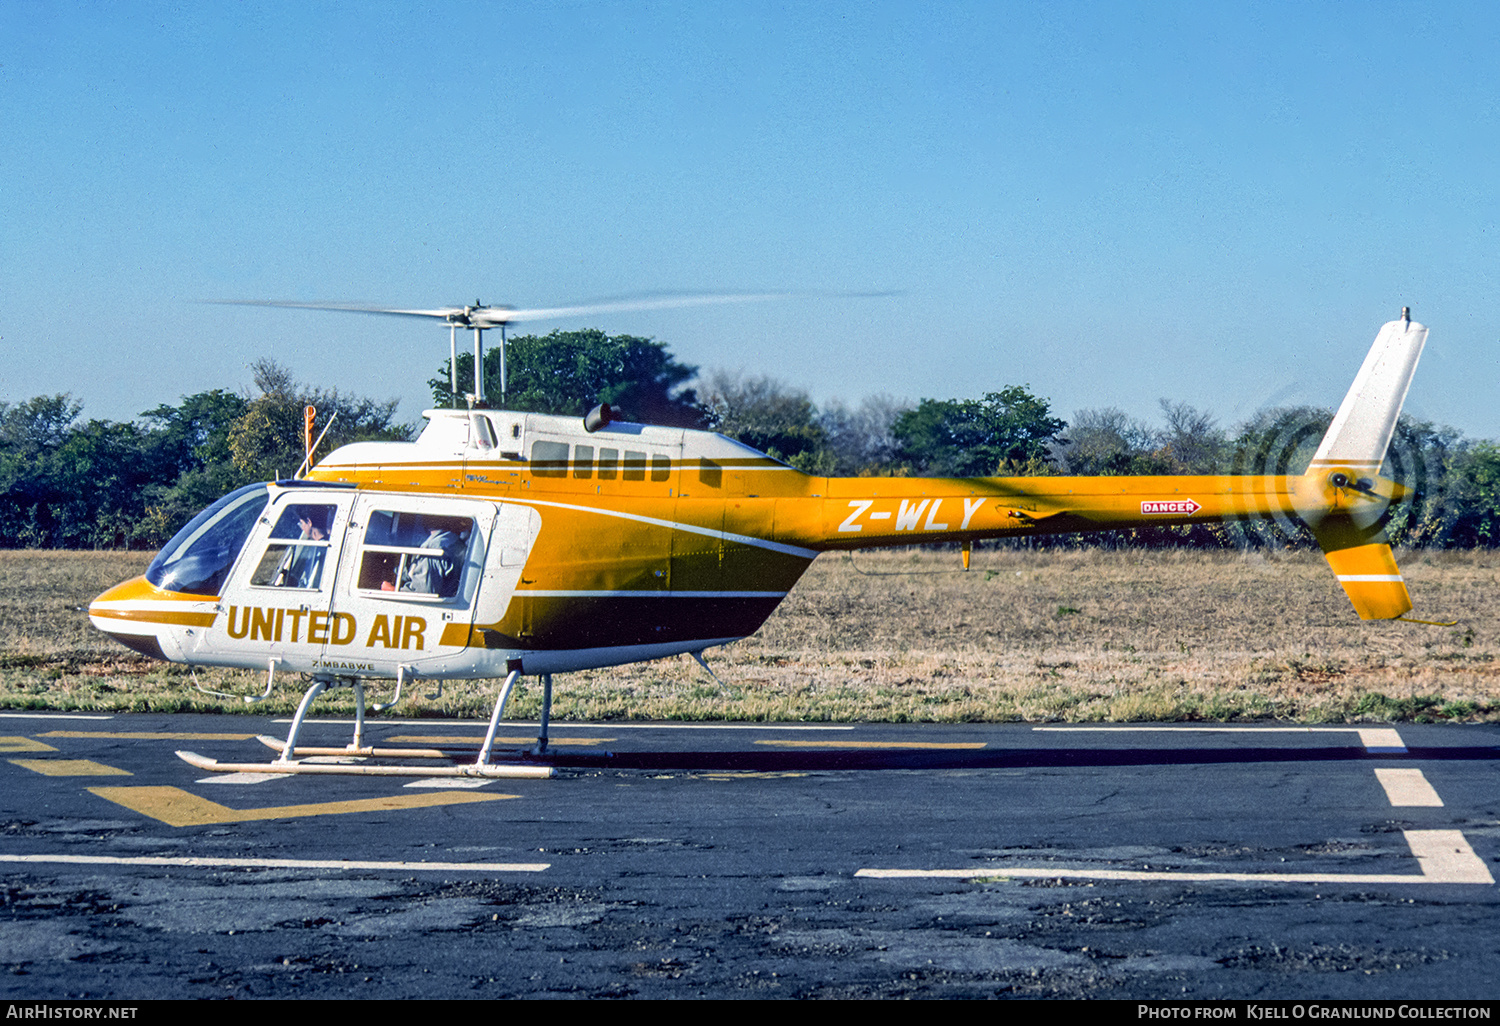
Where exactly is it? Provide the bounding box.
[0,737,57,753]
[40,731,259,741]
[11,759,132,777]
[87,786,514,827]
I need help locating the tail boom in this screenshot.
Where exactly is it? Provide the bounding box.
[803,473,1309,549]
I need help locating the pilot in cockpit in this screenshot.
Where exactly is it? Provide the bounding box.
[277,506,330,589]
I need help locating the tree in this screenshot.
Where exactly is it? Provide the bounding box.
[0,395,85,546]
[430,329,703,427]
[1226,406,1333,478]
[228,360,410,483]
[1158,400,1228,474]
[892,386,1066,477]
[1446,442,1500,547]
[699,372,831,473]
[141,390,248,476]
[1058,407,1173,476]
[818,394,909,476]
[134,389,255,542]
[1379,416,1467,548]
[0,396,165,548]
[51,419,158,548]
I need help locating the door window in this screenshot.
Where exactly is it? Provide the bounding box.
[356,510,476,600]
[248,504,338,590]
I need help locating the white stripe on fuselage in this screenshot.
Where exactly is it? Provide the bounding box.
[509,498,819,559]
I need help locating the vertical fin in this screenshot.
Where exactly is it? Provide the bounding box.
[1308,312,1428,473]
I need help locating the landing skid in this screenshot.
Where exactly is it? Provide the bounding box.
[256,736,453,759]
[175,666,560,780]
[175,749,553,779]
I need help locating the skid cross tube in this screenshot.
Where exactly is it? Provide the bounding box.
[279,678,329,762]
[477,669,522,767]
[349,680,366,751]
[537,673,553,754]
[278,676,373,761]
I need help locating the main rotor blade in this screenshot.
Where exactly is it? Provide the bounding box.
[205,300,472,321]
[500,289,902,323]
[207,290,900,328]
[497,292,794,323]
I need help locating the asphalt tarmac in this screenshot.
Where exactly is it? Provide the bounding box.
[0,711,1496,1000]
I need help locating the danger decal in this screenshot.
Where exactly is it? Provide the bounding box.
[1141,499,1202,516]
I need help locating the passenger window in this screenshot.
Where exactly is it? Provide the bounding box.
[531,440,569,478]
[573,445,594,479]
[357,511,474,600]
[651,455,671,482]
[598,448,619,480]
[250,504,337,589]
[623,450,647,481]
[699,459,722,488]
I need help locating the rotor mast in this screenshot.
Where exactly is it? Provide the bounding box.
[473,323,485,406]
[448,325,458,408]
[447,302,509,409]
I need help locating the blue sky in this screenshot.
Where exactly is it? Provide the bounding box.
[4,1,1497,439]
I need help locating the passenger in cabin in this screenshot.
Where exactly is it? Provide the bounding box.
[399,521,465,597]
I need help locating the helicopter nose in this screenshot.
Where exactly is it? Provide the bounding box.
[88,577,175,661]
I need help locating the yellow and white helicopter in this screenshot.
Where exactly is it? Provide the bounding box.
[90,300,1429,779]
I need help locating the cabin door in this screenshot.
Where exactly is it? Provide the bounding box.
[206,490,357,674]
[324,494,498,672]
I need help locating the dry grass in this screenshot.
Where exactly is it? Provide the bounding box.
[2,547,1497,722]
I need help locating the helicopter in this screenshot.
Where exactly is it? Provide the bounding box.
[89,300,1429,779]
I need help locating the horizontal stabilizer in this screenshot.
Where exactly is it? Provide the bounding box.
[1321,540,1412,620]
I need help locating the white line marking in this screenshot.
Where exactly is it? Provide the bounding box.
[197,773,281,785]
[405,777,494,789]
[0,854,549,873]
[1355,728,1408,752]
[88,599,216,613]
[273,719,856,731]
[1406,830,1493,883]
[0,713,113,721]
[857,831,1492,886]
[1035,725,1407,752]
[1375,767,1444,807]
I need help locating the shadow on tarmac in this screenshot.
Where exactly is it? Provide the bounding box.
[498,744,1500,773]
